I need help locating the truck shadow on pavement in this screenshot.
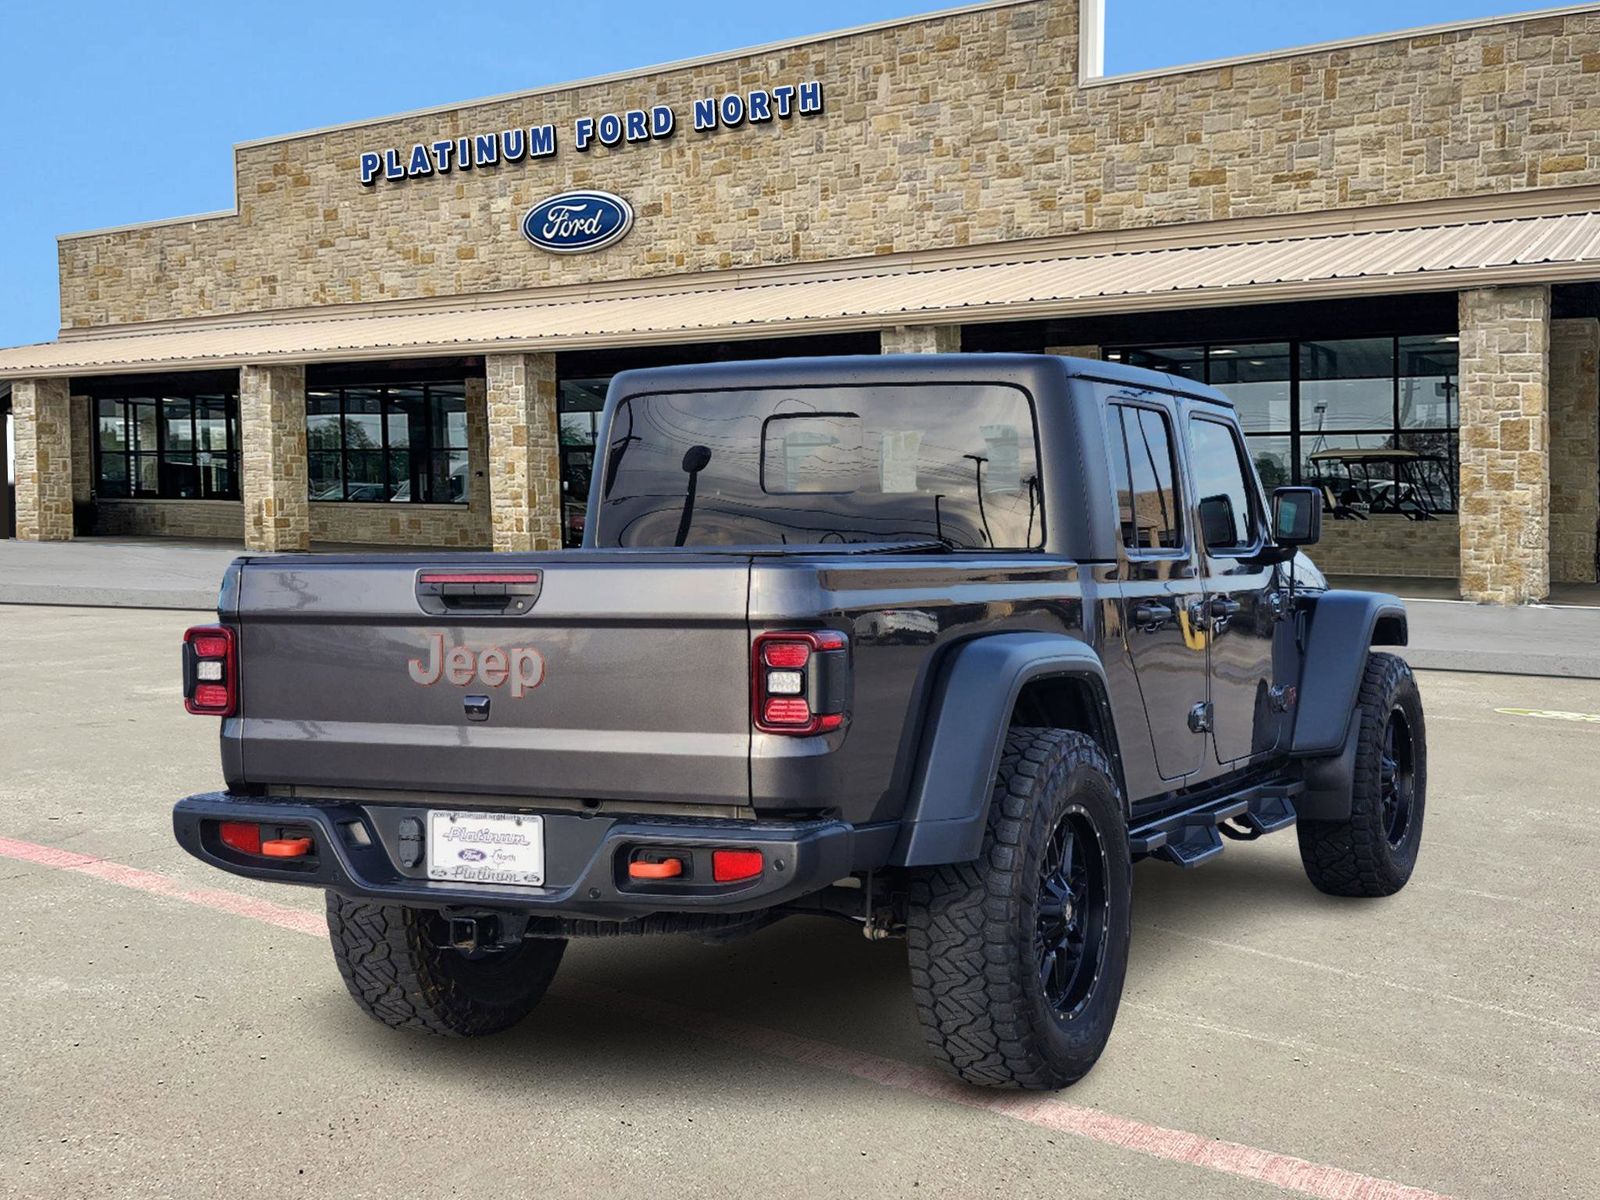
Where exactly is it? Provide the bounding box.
[313,843,1356,1088]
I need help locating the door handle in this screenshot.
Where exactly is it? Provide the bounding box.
[1131,601,1175,628]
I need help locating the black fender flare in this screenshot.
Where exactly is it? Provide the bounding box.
[889,633,1123,868]
[1291,590,1409,820]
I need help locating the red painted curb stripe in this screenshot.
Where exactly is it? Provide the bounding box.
[0,836,325,938]
[557,980,1455,1200]
[0,835,1455,1200]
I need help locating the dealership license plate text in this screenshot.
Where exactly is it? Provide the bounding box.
[426,810,545,886]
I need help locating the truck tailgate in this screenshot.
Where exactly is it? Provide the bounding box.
[231,553,752,805]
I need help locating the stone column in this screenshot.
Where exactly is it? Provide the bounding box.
[485,353,562,553]
[1550,318,1599,584]
[1458,286,1551,604]
[240,364,309,552]
[70,394,94,508]
[463,374,492,548]
[1046,344,1102,360]
[882,325,961,354]
[13,378,74,541]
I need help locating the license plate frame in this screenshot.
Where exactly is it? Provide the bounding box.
[426,810,545,887]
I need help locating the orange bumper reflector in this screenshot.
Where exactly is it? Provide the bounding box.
[261,837,313,859]
[628,858,684,880]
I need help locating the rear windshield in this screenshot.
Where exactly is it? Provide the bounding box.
[593,384,1043,549]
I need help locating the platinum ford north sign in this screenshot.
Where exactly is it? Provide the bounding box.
[359,81,824,186]
[522,191,634,254]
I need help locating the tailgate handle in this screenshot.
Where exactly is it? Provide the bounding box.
[416,571,542,616]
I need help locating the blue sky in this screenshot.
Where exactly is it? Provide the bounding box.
[0,1,1546,347]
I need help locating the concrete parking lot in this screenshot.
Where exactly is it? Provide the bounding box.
[2,605,1597,1200]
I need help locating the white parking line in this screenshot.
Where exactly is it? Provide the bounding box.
[1144,924,1599,1040]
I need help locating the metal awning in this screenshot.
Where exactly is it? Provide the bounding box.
[5,209,1600,379]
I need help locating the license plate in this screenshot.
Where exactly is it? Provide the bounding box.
[426,810,545,886]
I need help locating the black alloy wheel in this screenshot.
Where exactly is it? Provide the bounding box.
[1035,810,1109,1020]
[1379,708,1417,848]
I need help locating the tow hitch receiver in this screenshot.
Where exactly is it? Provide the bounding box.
[442,912,529,953]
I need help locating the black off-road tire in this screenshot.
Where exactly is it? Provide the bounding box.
[1297,652,1427,898]
[906,728,1132,1090]
[326,893,565,1036]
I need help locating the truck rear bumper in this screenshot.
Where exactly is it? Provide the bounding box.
[173,792,894,921]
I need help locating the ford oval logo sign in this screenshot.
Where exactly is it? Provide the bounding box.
[521,191,634,254]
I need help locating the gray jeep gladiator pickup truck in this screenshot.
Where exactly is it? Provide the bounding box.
[174,354,1426,1090]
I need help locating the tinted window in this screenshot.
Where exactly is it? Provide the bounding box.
[1109,405,1183,552]
[95,392,240,501]
[1188,418,1259,553]
[596,385,1041,549]
[305,382,468,504]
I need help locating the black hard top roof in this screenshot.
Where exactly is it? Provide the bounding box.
[608,353,1234,408]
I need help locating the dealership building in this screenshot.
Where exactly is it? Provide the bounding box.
[2,0,1598,603]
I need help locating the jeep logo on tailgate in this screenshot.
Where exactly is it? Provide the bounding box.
[408,634,545,698]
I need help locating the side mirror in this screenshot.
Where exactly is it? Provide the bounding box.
[1271,486,1322,547]
[1198,494,1237,550]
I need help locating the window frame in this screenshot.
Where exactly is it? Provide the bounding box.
[1105,399,1189,560]
[1186,413,1266,559]
[306,381,469,505]
[1106,334,1460,515]
[94,390,240,502]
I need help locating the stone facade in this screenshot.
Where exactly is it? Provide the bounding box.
[1550,318,1600,584]
[485,353,562,552]
[12,378,74,541]
[240,364,310,552]
[1458,286,1551,605]
[58,2,1600,329]
[882,325,961,354]
[1313,515,1461,579]
[1046,344,1101,360]
[70,395,93,508]
[96,499,244,540]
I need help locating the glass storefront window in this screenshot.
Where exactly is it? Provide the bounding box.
[1105,333,1459,513]
[94,390,240,501]
[306,382,468,504]
[1299,338,1395,433]
[1123,346,1204,383]
[1398,336,1459,429]
[1207,343,1291,433]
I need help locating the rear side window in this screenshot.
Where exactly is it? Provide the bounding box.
[596,384,1041,549]
[1188,417,1260,553]
[1108,404,1183,552]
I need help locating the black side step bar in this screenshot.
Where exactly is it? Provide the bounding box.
[1129,781,1304,868]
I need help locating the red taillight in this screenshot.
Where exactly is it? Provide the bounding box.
[763,697,811,725]
[762,641,811,669]
[190,634,230,659]
[219,822,261,854]
[417,572,542,585]
[184,625,237,716]
[752,630,848,736]
[712,849,764,882]
[193,684,230,709]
